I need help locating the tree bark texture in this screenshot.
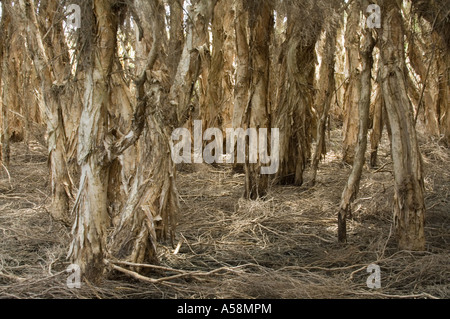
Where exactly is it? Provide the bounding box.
[338,27,375,243]
[243,0,273,199]
[379,0,426,251]
[342,1,362,164]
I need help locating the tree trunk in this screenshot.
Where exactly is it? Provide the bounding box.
[274,4,320,186]
[438,49,450,146]
[169,0,216,126]
[379,0,426,251]
[342,1,362,164]
[369,77,385,168]
[408,23,440,137]
[204,0,235,130]
[1,4,11,166]
[1,60,10,166]
[232,0,249,130]
[311,14,339,184]
[110,0,214,265]
[243,0,273,199]
[338,27,375,243]
[69,0,119,281]
[22,0,73,224]
[168,0,184,82]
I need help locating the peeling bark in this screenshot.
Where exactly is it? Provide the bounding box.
[22,0,73,224]
[369,77,384,168]
[342,1,362,164]
[110,0,213,265]
[338,27,375,243]
[274,3,321,186]
[69,0,119,281]
[1,4,11,166]
[243,0,273,199]
[232,0,249,130]
[379,0,426,251]
[168,0,185,82]
[204,0,235,130]
[408,24,440,137]
[311,14,339,184]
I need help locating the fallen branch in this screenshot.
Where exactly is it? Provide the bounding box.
[105,259,255,284]
[373,161,393,173]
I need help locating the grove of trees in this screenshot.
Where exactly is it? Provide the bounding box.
[0,0,448,284]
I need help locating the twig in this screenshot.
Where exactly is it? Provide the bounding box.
[373,161,392,173]
[84,278,103,299]
[105,259,254,285]
[108,260,186,274]
[1,163,13,189]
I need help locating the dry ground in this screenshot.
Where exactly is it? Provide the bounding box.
[0,129,448,299]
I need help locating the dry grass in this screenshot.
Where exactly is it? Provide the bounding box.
[0,129,448,299]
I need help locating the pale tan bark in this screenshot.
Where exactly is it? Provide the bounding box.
[380,0,426,251]
[342,1,362,164]
[69,0,119,281]
[204,0,235,130]
[0,4,11,166]
[311,15,339,184]
[333,15,347,121]
[338,27,375,243]
[438,48,450,145]
[274,5,319,186]
[1,58,10,166]
[232,0,249,130]
[21,0,73,224]
[369,78,384,168]
[110,0,173,264]
[110,0,213,265]
[169,0,216,126]
[243,0,273,199]
[408,25,440,137]
[168,0,184,81]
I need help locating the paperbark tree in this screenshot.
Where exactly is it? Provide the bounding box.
[168,0,184,82]
[410,0,450,145]
[68,0,119,281]
[242,0,273,199]
[274,1,323,186]
[110,0,173,265]
[22,0,73,224]
[342,1,362,164]
[369,76,386,168]
[379,0,426,250]
[232,0,249,131]
[110,0,216,265]
[407,20,440,137]
[0,2,11,166]
[338,24,375,243]
[311,10,339,184]
[203,0,235,130]
[438,49,450,146]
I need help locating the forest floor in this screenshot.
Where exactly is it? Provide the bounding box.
[0,127,448,299]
